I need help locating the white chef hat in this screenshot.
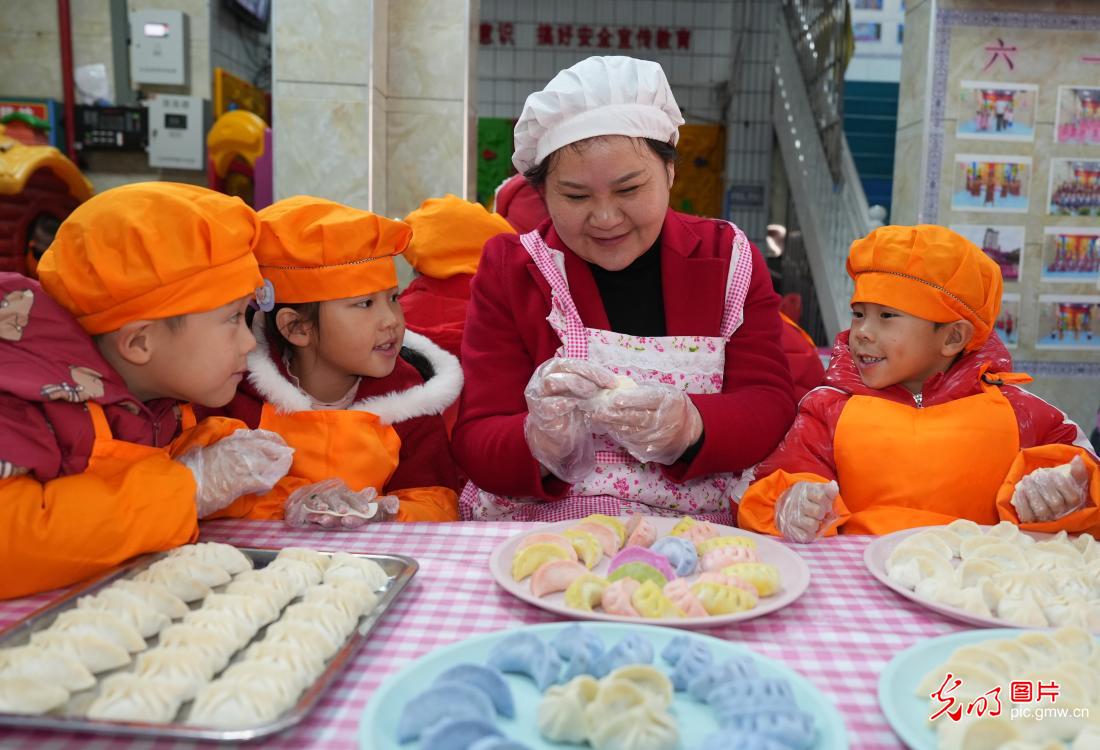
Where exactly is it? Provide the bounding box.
[512,56,685,174]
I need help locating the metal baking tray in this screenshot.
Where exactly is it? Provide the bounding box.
[0,546,417,742]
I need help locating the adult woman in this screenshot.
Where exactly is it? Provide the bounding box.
[453,56,795,523]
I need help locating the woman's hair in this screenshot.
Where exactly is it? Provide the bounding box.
[522,137,677,189]
[263,302,321,359]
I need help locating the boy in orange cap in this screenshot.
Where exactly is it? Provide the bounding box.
[209,196,462,524]
[739,225,1100,539]
[0,183,293,599]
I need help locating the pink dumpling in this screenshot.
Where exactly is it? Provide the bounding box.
[573,522,619,556]
[700,546,758,572]
[624,516,657,548]
[663,579,708,618]
[678,522,720,544]
[695,571,759,600]
[602,578,641,616]
[517,533,578,562]
[608,546,678,581]
[530,559,588,597]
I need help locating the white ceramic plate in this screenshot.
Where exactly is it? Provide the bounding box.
[360,621,848,749]
[488,517,811,629]
[863,526,1098,632]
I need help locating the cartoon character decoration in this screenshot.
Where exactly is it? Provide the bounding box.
[0,288,33,342]
[206,110,272,210]
[40,365,106,403]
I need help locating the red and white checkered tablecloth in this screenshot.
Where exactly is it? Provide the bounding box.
[0,520,967,749]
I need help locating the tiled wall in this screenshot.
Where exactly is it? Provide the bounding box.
[476,0,778,243]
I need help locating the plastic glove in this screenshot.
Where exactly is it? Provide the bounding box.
[775,480,840,543]
[1011,455,1090,524]
[589,382,704,465]
[524,359,610,483]
[177,429,294,518]
[284,479,399,529]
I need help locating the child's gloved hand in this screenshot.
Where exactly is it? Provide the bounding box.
[1011,455,1090,524]
[178,429,294,518]
[523,359,609,483]
[775,480,839,543]
[590,383,703,466]
[284,479,399,529]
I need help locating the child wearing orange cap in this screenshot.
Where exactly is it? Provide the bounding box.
[739,225,1100,539]
[209,196,462,525]
[0,183,293,599]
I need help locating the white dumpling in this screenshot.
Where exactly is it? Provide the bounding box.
[604,666,674,709]
[107,579,189,619]
[893,532,953,561]
[585,703,679,750]
[1073,533,1098,562]
[0,675,69,714]
[917,659,1002,701]
[954,582,1000,617]
[201,592,279,630]
[187,680,282,727]
[242,641,326,683]
[539,676,599,743]
[168,542,252,575]
[959,535,1004,559]
[228,569,300,602]
[323,553,388,590]
[133,647,216,699]
[1050,626,1097,663]
[224,579,293,610]
[86,673,185,723]
[987,520,1026,542]
[262,620,341,660]
[992,571,1055,600]
[967,543,1027,571]
[262,558,323,591]
[156,624,236,670]
[0,645,95,692]
[924,527,963,557]
[181,609,254,649]
[997,594,1049,627]
[1072,725,1100,749]
[935,716,1020,750]
[886,546,953,590]
[145,557,230,589]
[133,564,211,602]
[49,609,146,652]
[219,661,303,705]
[77,588,170,638]
[946,519,984,538]
[29,629,130,673]
[1041,595,1090,628]
[941,645,1011,680]
[1030,551,1079,573]
[274,547,330,575]
[1050,570,1097,600]
[914,573,960,605]
[280,602,356,642]
[302,582,378,618]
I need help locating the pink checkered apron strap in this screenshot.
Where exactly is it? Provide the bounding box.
[519,230,588,359]
[719,222,754,340]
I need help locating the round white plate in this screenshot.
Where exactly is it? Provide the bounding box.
[360,621,848,749]
[488,517,811,629]
[863,526,1097,632]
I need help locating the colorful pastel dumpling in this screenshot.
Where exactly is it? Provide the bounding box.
[691,582,757,615]
[608,546,677,581]
[696,535,758,556]
[485,632,561,691]
[650,536,698,577]
[696,729,793,750]
[551,624,605,681]
[722,563,781,597]
[665,638,714,691]
[530,560,588,598]
[607,562,668,588]
[418,718,504,750]
[517,534,579,561]
[668,517,698,537]
[580,514,626,548]
[572,522,619,557]
[632,580,683,619]
[433,663,515,718]
[695,571,758,597]
[688,655,758,703]
[708,676,796,716]
[601,578,642,617]
[396,683,495,742]
[661,635,710,668]
[563,573,609,613]
[595,634,654,677]
[562,530,604,568]
[668,517,719,544]
[538,675,599,743]
[604,665,674,709]
[512,542,573,582]
[700,546,758,571]
[662,579,708,618]
[624,515,658,548]
[717,706,815,750]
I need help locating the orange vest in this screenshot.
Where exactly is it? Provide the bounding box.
[834,374,1022,534]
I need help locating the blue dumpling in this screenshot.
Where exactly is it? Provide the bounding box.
[396,683,495,743]
[667,640,713,691]
[708,676,795,714]
[661,634,709,667]
[594,634,654,677]
[694,729,795,750]
[433,663,515,718]
[485,632,561,690]
[418,719,503,750]
[688,655,759,702]
[650,536,698,576]
[552,624,605,681]
[467,739,532,750]
[717,708,816,750]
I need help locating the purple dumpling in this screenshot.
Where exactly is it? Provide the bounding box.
[607,545,678,581]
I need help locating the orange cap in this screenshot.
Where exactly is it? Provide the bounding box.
[847,224,1002,352]
[256,196,411,303]
[37,183,262,335]
[403,194,515,279]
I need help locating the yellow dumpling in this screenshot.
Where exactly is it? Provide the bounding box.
[581,514,626,546]
[563,573,608,612]
[722,563,781,597]
[690,582,757,615]
[512,543,572,581]
[668,517,697,537]
[631,581,683,618]
[562,530,603,569]
[696,535,757,556]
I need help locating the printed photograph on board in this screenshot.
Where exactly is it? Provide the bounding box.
[1036,295,1100,351]
[956,81,1037,142]
[951,155,1031,213]
[1055,86,1100,145]
[1041,227,1100,284]
[950,224,1024,281]
[995,293,1020,349]
[1047,159,1100,217]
